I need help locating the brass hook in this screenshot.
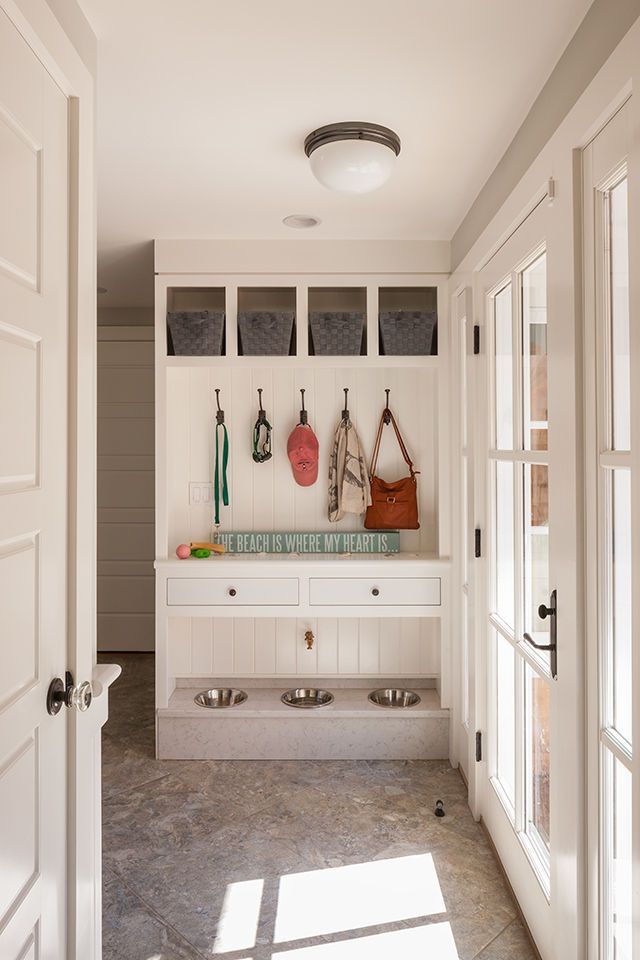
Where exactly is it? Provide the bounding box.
[305,630,314,650]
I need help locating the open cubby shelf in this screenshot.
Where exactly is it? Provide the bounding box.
[162,282,440,362]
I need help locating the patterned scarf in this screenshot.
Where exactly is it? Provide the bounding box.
[328,417,371,522]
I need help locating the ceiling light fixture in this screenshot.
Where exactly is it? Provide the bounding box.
[304,122,401,194]
[283,214,321,229]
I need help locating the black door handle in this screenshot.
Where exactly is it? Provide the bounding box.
[523,589,557,680]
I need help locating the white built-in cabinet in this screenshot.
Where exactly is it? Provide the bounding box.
[154,253,452,759]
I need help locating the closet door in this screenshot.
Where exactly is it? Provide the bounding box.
[583,99,638,960]
[477,197,581,958]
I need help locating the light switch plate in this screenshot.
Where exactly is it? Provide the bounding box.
[189,482,213,504]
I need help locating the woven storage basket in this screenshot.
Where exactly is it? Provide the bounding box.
[167,310,225,356]
[379,310,437,356]
[309,311,365,356]
[238,310,295,356]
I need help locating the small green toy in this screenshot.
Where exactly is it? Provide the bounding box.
[190,548,211,559]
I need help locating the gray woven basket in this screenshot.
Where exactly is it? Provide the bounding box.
[309,311,364,356]
[238,310,295,356]
[167,310,225,356]
[379,310,437,356]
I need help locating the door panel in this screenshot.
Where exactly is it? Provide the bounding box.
[477,198,579,957]
[0,9,68,959]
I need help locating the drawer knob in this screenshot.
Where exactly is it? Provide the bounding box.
[371,587,380,597]
[228,587,237,597]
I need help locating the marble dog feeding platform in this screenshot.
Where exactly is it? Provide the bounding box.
[157,679,449,760]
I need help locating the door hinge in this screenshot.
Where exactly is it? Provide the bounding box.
[473,324,480,355]
[475,730,482,762]
[474,528,482,558]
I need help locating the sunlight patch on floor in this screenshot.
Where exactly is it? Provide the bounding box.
[213,878,264,953]
[274,853,445,942]
[272,922,459,958]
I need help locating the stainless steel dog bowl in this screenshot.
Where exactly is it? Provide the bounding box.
[281,688,334,709]
[368,688,421,708]
[194,688,248,708]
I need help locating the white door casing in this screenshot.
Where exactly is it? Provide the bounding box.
[583,98,639,960]
[0,9,69,957]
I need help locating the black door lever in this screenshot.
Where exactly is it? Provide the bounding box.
[523,589,557,680]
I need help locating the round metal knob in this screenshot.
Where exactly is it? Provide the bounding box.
[372,587,380,597]
[68,680,93,712]
[47,674,93,715]
[228,587,237,597]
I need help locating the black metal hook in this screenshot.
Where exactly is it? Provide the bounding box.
[342,388,350,420]
[299,388,308,425]
[257,388,267,423]
[215,388,225,424]
[383,388,391,425]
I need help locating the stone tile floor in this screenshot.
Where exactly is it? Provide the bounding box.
[101,654,537,960]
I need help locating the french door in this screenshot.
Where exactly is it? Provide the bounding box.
[477,198,581,958]
[583,99,638,960]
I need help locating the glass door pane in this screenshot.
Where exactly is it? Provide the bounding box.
[494,283,513,449]
[522,254,548,451]
[609,179,630,451]
[526,665,551,851]
[606,754,632,960]
[495,461,515,630]
[611,469,632,744]
[496,630,516,809]
[523,463,549,643]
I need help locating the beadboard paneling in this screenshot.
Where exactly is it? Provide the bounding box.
[166,365,438,553]
[167,617,440,678]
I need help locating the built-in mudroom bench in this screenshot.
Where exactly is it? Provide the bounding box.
[153,238,453,762]
[155,553,450,758]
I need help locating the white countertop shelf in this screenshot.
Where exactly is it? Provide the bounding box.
[155,552,450,572]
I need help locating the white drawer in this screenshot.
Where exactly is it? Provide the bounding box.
[167,577,299,606]
[309,577,441,606]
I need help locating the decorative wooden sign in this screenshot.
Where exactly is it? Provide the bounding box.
[212,531,400,554]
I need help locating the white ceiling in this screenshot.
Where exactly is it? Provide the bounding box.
[80,0,593,307]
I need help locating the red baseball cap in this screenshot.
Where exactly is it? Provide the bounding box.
[287,424,319,487]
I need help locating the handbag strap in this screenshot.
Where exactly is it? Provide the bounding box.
[369,409,418,477]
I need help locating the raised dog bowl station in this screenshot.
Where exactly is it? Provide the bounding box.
[159,682,448,760]
[368,688,421,708]
[194,688,248,708]
[281,688,335,709]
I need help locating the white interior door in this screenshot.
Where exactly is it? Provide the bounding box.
[0,10,71,958]
[476,197,581,958]
[583,99,637,960]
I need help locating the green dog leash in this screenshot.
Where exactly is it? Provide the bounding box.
[213,390,229,527]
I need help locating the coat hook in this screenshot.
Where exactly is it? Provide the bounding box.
[299,388,308,425]
[257,387,266,422]
[383,388,391,425]
[342,387,350,420]
[215,388,225,424]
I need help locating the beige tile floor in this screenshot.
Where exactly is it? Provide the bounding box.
[101,654,537,960]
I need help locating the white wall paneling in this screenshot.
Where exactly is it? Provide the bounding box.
[98,326,155,650]
[166,616,440,679]
[165,364,438,554]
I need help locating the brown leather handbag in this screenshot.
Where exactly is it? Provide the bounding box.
[364,408,420,530]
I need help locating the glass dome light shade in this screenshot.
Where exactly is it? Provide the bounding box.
[308,138,397,194]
